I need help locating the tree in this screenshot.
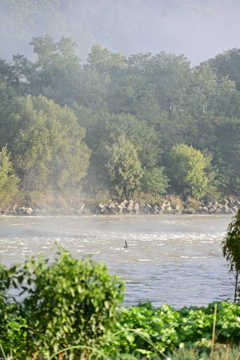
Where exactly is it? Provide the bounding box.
[222,210,240,301]
[141,167,169,195]
[212,118,240,196]
[75,110,162,195]
[13,35,83,106]
[205,48,240,91]
[106,135,143,199]
[86,44,127,73]
[0,95,91,191]
[168,144,212,200]
[0,146,19,207]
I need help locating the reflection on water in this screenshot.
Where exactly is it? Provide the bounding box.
[0,214,234,308]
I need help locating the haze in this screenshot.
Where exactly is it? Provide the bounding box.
[1,0,240,65]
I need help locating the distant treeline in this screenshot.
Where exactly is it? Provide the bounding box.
[0,35,240,205]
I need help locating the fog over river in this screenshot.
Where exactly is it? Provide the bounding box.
[0,214,235,309]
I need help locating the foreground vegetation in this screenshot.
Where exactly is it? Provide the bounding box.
[0,244,240,360]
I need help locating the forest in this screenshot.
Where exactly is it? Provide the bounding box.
[0,34,240,207]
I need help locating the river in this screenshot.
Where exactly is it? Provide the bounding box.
[0,214,235,309]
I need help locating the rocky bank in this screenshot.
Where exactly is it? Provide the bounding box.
[2,198,240,216]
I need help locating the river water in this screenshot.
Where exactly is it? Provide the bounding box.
[0,214,235,309]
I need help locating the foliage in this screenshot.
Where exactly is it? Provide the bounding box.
[0,247,125,359]
[206,48,240,91]
[0,146,19,207]
[222,209,240,301]
[168,144,212,200]
[1,35,240,201]
[212,118,240,196]
[110,301,240,356]
[0,95,91,191]
[1,249,240,358]
[106,135,143,199]
[140,167,169,195]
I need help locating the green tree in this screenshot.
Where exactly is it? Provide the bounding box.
[222,210,240,301]
[0,146,19,207]
[141,167,169,195]
[206,48,240,91]
[212,118,240,196]
[13,35,83,106]
[0,95,91,191]
[75,109,162,195]
[86,44,127,73]
[168,143,212,200]
[106,134,143,199]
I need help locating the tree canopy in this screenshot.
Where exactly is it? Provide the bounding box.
[0,36,240,203]
[0,95,91,191]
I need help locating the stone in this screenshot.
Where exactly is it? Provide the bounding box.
[182,207,196,214]
[125,199,134,210]
[100,209,109,215]
[208,207,216,214]
[26,207,34,215]
[234,200,240,209]
[122,208,131,214]
[174,210,182,215]
[134,202,140,211]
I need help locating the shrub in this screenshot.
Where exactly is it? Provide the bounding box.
[0,247,125,359]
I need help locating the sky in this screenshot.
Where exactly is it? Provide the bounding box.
[1,0,240,66]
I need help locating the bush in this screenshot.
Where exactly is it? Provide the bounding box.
[0,247,125,359]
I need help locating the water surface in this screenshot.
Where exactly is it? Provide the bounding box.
[0,214,234,308]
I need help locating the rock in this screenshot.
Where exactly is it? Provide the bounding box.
[98,203,105,210]
[76,202,85,214]
[107,207,118,214]
[119,200,127,208]
[205,200,213,207]
[115,205,123,213]
[125,199,134,211]
[134,202,140,211]
[122,208,131,214]
[95,204,106,213]
[174,209,182,215]
[182,207,196,214]
[225,208,235,214]
[26,207,34,215]
[228,201,235,209]
[100,209,109,215]
[234,200,240,209]
[221,206,230,214]
[208,207,216,214]
[139,205,149,214]
[87,204,98,214]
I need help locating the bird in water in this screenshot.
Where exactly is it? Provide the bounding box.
[124,241,129,248]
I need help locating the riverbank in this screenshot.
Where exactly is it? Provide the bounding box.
[1,197,240,216]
